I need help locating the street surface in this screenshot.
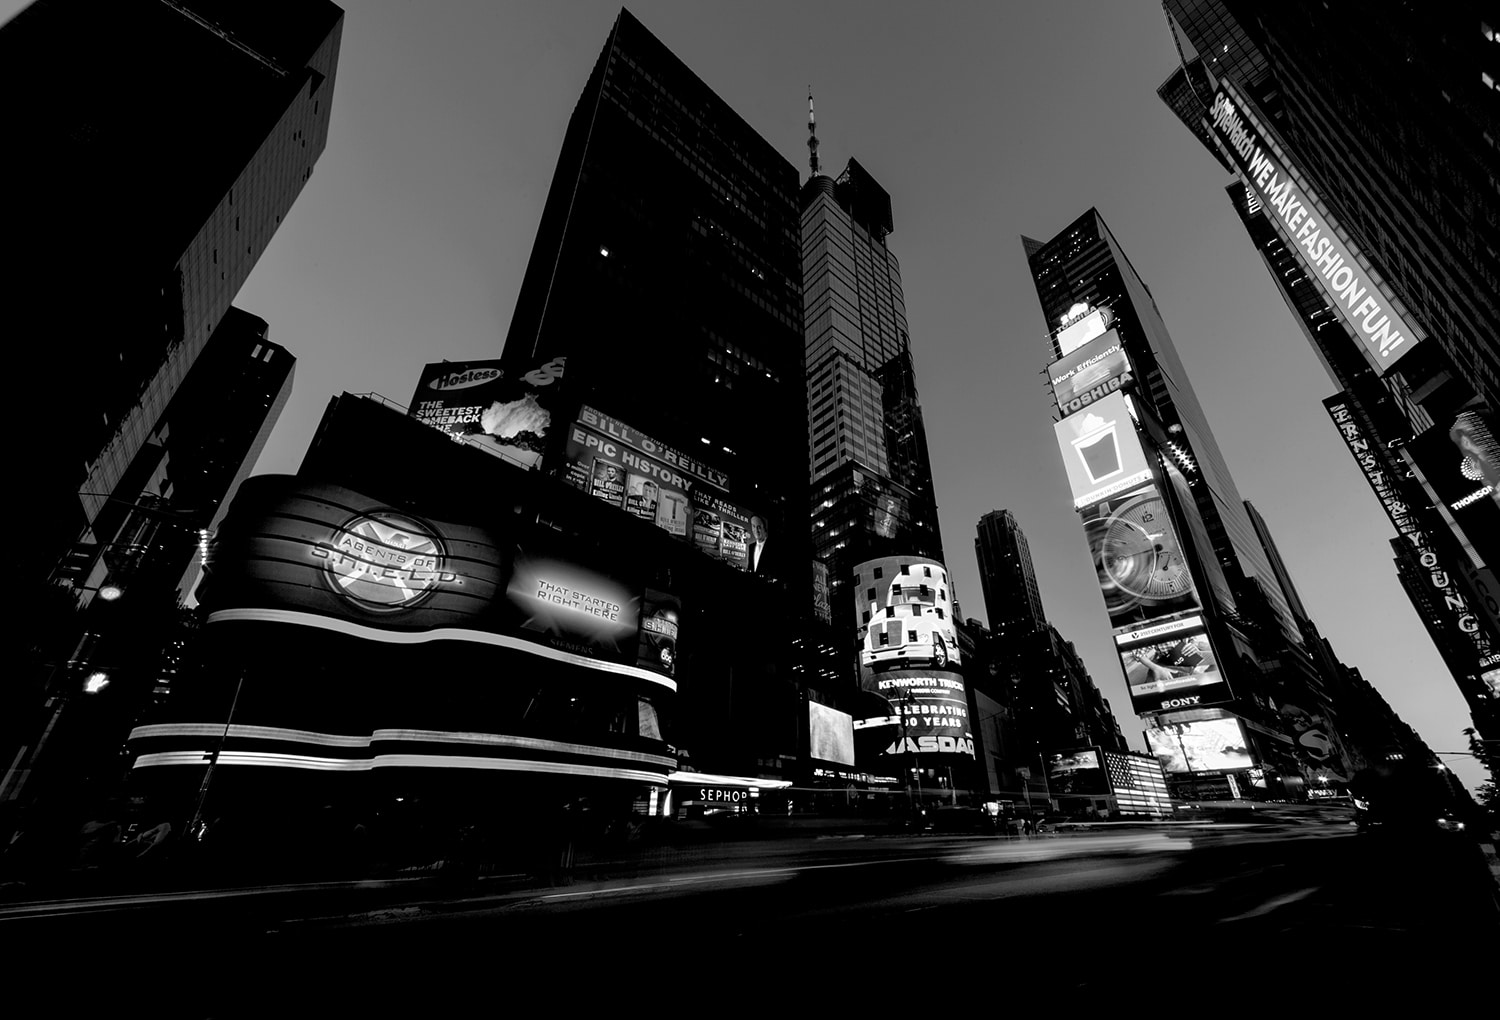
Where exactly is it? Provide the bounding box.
[6,817,1497,1008]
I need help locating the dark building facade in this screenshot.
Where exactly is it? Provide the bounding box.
[499,9,807,580]
[4,0,342,814]
[974,509,1046,641]
[500,10,814,783]
[1025,209,1333,800]
[1157,1,1500,743]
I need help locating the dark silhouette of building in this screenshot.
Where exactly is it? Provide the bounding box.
[974,509,1045,641]
[496,9,812,780]
[4,1,340,819]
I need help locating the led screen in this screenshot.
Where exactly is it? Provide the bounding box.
[1146,717,1254,774]
[1049,750,1100,774]
[1118,625,1232,714]
[852,556,961,680]
[1084,483,1201,631]
[808,701,855,766]
[858,669,975,758]
[1047,329,1132,416]
[1055,306,1114,357]
[1054,392,1153,509]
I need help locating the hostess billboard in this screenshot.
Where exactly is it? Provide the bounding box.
[1047,329,1133,416]
[408,356,566,468]
[1054,392,1154,509]
[200,476,678,686]
[1207,83,1420,371]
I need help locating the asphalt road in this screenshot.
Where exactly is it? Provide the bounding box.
[8,822,1498,1009]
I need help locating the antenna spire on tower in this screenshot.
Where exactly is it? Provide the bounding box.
[807,88,821,177]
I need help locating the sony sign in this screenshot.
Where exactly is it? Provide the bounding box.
[1208,85,1421,371]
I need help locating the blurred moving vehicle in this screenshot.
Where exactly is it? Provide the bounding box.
[1349,762,1475,839]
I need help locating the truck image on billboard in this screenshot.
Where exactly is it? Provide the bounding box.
[854,557,960,676]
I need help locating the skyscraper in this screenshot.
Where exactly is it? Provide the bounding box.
[491,9,815,781]
[1025,209,1325,800]
[974,509,1045,641]
[803,154,945,588]
[4,0,342,813]
[9,0,344,588]
[500,9,806,573]
[1157,1,1500,741]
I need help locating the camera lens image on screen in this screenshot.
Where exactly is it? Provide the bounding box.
[1085,488,1196,624]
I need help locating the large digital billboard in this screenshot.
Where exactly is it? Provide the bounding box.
[1055,304,1115,358]
[808,701,855,767]
[1145,716,1253,774]
[853,556,961,678]
[1116,618,1232,714]
[1054,392,1154,509]
[1207,84,1420,371]
[1048,329,1132,416]
[408,356,566,468]
[1084,483,1201,631]
[561,405,776,578]
[200,477,679,684]
[855,670,975,758]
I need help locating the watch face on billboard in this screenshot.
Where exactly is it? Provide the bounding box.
[852,556,961,680]
[1055,392,1154,509]
[1408,422,1500,556]
[1084,484,1200,630]
[1146,717,1253,774]
[809,701,855,767]
[1117,625,1232,714]
[1048,329,1133,416]
[408,356,565,468]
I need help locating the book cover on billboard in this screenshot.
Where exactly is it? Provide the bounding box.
[655,488,690,536]
[720,519,749,571]
[625,474,660,522]
[590,459,625,508]
[692,507,722,558]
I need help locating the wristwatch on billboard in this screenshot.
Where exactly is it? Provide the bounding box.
[1088,493,1194,607]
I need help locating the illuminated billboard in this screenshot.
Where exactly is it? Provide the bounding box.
[1054,392,1154,508]
[200,476,679,684]
[808,701,855,767]
[1055,304,1115,358]
[1084,483,1200,631]
[561,405,776,577]
[1145,717,1253,774]
[409,356,566,468]
[1049,749,1100,775]
[854,669,975,758]
[507,545,641,663]
[1207,84,1420,371]
[853,556,961,678]
[1117,620,1232,714]
[1048,329,1132,416]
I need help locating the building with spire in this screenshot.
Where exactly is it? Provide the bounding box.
[801,99,945,628]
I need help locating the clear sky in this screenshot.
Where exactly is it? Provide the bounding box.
[16,1,1482,790]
